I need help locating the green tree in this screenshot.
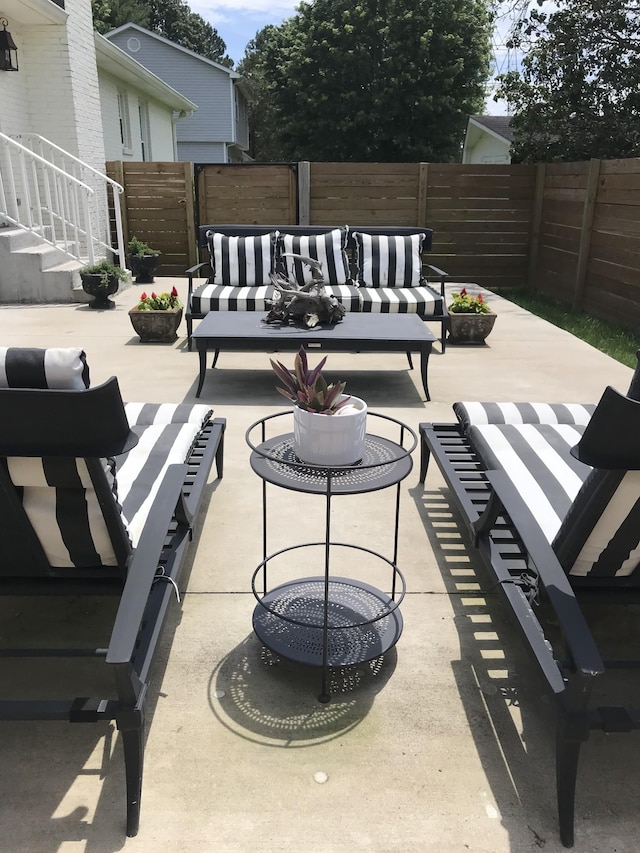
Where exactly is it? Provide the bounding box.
[497,0,640,162]
[92,0,231,66]
[240,0,493,162]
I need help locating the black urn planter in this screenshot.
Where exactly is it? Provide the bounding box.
[80,274,120,310]
[129,254,160,284]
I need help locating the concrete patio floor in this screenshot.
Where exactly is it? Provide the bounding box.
[0,279,638,853]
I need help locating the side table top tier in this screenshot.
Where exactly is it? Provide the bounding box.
[247,412,417,496]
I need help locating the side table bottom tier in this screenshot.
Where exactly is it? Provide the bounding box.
[252,576,403,668]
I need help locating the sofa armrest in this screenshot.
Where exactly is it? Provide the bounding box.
[423,263,449,298]
[186,260,212,301]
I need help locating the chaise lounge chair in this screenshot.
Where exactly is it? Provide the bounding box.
[418,353,640,848]
[0,347,225,837]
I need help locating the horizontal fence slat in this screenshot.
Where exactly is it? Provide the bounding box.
[105,158,640,327]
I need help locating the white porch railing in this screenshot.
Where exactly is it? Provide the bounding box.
[0,132,125,267]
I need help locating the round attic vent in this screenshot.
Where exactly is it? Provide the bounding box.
[127,37,141,53]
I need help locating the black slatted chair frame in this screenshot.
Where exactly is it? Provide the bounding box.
[0,377,225,837]
[418,380,640,848]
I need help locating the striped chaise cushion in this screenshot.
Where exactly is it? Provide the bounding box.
[190,282,275,313]
[115,422,202,545]
[125,402,213,427]
[353,232,424,288]
[468,422,640,579]
[6,456,120,567]
[358,283,444,316]
[453,401,596,431]
[468,423,591,545]
[206,231,277,286]
[0,347,89,389]
[280,227,351,286]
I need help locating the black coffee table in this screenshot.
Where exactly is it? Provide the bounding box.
[192,312,436,399]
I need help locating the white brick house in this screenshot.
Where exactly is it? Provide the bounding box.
[0,0,196,303]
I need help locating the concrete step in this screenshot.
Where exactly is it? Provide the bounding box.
[0,226,131,304]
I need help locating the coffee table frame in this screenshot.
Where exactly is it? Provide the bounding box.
[192,312,436,400]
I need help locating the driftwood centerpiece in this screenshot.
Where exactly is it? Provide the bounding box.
[263,254,346,328]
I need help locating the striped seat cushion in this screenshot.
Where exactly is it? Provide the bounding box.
[280,228,351,285]
[353,232,424,288]
[453,401,596,432]
[321,284,361,312]
[125,402,213,427]
[115,422,201,546]
[0,347,89,389]
[6,456,120,567]
[358,284,444,316]
[206,231,277,287]
[190,282,275,313]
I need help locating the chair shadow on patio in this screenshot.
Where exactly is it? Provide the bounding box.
[208,634,397,747]
[411,483,640,849]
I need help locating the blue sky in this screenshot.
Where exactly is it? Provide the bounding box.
[189,0,530,114]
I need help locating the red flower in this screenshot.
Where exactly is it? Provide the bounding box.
[140,292,147,300]
[151,292,157,300]
[171,286,178,297]
[460,287,467,295]
[477,293,484,302]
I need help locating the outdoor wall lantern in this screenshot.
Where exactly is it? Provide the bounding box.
[0,19,18,72]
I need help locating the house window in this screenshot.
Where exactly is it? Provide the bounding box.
[117,90,132,152]
[139,102,151,161]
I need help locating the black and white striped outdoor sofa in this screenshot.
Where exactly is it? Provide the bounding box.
[0,347,225,837]
[419,356,640,848]
[185,224,450,351]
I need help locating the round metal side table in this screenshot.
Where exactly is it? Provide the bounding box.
[246,411,416,702]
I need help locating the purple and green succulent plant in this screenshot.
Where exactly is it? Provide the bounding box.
[271,346,350,414]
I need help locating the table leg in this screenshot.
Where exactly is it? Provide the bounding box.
[196,347,207,398]
[420,344,431,401]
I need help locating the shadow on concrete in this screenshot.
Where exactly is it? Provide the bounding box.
[410,480,640,851]
[209,633,397,747]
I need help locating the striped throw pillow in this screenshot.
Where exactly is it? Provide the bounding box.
[354,232,424,288]
[280,228,351,286]
[0,347,90,389]
[207,231,277,287]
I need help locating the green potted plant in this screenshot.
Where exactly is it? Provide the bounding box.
[271,346,367,466]
[79,259,128,310]
[129,287,183,342]
[447,288,496,344]
[128,236,161,284]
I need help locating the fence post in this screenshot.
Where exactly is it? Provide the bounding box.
[107,161,129,250]
[298,161,310,224]
[572,158,600,311]
[183,162,197,267]
[418,162,429,227]
[527,162,546,291]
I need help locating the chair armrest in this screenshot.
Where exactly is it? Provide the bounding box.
[478,470,605,680]
[185,261,211,300]
[106,464,188,666]
[423,263,448,298]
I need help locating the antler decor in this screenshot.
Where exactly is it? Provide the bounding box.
[263,253,346,328]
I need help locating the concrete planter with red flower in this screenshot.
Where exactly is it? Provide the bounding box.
[447,288,496,344]
[129,287,183,342]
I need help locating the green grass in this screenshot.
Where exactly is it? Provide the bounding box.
[498,287,640,369]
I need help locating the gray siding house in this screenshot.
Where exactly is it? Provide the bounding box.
[106,23,251,163]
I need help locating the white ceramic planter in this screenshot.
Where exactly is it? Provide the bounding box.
[293,395,367,466]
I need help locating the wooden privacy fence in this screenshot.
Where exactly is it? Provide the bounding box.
[108,159,640,328]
